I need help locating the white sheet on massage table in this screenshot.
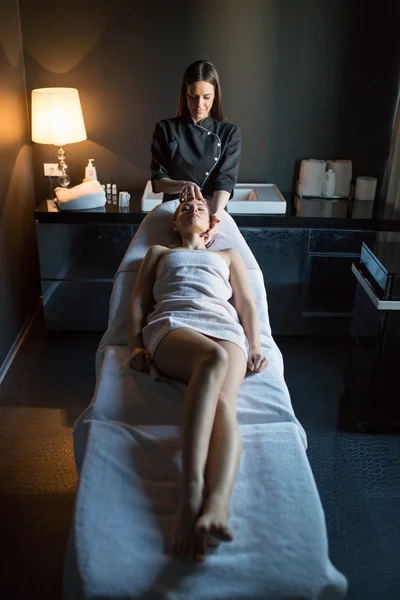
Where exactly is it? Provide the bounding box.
[65,346,347,600]
[64,202,348,599]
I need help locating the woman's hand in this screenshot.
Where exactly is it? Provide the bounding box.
[180,181,204,202]
[200,214,220,243]
[129,347,152,372]
[247,347,269,373]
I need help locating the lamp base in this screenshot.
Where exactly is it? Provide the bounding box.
[57,146,71,187]
[58,174,71,188]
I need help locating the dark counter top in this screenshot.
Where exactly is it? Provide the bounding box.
[34,192,400,232]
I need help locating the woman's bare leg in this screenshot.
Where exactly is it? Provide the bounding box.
[196,341,247,543]
[153,328,229,561]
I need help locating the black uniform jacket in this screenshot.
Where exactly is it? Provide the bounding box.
[150,113,241,202]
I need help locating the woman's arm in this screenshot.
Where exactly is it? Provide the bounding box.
[227,248,268,372]
[211,190,230,216]
[211,125,242,212]
[227,249,261,351]
[128,245,165,350]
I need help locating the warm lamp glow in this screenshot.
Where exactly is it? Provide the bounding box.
[31,87,87,187]
[31,87,87,146]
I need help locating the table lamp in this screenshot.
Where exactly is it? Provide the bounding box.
[31,87,87,187]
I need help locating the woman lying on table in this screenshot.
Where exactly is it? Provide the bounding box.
[128,197,268,563]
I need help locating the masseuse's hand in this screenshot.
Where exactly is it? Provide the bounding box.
[129,347,151,372]
[247,347,269,374]
[180,181,204,202]
[200,214,220,244]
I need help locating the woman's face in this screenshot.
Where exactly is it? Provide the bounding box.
[186,80,215,122]
[174,199,211,235]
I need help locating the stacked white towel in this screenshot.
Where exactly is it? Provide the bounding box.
[55,180,106,210]
[327,160,352,197]
[298,159,327,196]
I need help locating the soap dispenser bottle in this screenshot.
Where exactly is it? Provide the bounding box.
[322,168,336,196]
[85,159,97,181]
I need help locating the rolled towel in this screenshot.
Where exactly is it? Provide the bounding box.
[298,159,326,196]
[55,180,107,211]
[327,160,352,197]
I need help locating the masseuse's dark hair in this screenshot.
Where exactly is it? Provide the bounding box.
[172,201,215,249]
[176,60,224,122]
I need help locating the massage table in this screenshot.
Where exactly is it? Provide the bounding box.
[63,201,348,599]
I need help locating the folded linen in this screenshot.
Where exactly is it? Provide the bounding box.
[327,160,352,197]
[54,180,106,210]
[298,159,326,196]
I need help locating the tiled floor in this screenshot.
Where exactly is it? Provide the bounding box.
[0,319,399,599]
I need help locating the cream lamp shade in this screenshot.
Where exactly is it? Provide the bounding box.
[31,87,87,146]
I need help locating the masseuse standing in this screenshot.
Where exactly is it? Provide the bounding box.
[150,60,241,223]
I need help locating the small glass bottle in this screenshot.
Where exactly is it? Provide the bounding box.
[106,183,112,204]
[112,184,118,205]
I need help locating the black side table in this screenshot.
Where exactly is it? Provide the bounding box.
[34,199,143,331]
[340,241,400,432]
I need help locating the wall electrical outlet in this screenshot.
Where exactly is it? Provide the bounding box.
[43,163,62,177]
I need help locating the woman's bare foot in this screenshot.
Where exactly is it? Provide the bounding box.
[195,492,233,543]
[172,481,206,562]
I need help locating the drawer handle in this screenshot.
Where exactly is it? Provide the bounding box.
[351,263,400,311]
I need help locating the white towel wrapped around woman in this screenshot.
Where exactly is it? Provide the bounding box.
[142,248,248,379]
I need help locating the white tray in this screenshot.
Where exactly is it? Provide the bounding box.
[141,181,286,214]
[141,181,163,212]
[227,183,286,214]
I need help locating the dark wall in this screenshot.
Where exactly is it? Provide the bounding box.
[19,0,399,202]
[0,0,40,370]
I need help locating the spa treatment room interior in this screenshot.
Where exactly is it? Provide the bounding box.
[1,0,400,598]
